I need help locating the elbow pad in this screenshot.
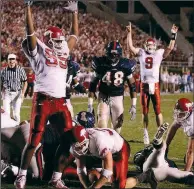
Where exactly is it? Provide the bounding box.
[129,82,136,93]
[74,83,86,93]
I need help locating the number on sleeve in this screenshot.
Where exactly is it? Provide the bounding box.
[145,57,153,69]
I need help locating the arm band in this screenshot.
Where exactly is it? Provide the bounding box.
[129,82,136,93]
[70,35,78,41]
[171,33,177,40]
[77,167,87,175]
[74,83,86,93]
[26,32,35,37]
[101,169,113,179]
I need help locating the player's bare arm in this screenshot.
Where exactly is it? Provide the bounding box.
[165,121,181,147]
[126,22,140,56]
[65,1,79,51]
[21,81,28,101]
[163,24,178,59]
[127,75,137,121]
[25,1,37,51]
[184,137,194,171]
[76,157,91,188]
[91,151,113,188]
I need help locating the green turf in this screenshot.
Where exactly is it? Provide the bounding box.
[2,93,193,188]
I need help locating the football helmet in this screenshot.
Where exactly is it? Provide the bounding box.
[106,41,122,65]
[72,126,89,156]
[173,98,193,122]
[43,26,66,55]
[75,111,95,129]
[144,38,157,54]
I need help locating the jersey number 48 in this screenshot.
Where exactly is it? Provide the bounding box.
[102,71,124,86]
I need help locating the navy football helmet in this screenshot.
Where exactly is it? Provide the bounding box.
[75,111,95,128]
[106,41,122,65]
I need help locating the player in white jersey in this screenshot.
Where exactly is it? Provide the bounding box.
[1,108,18,128]
[127,22,178,145]
[166,98,194,172]
[131,122,194,188]
[14,1,78,189]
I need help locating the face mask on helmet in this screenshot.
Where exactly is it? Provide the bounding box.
[72,139,89,156]
[144,39,157,54]
[44,27,66,56]
[173,98,193,122]
[108,51,120,65]
[75,111,95,129]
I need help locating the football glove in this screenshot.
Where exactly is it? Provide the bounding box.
[64,1,78,12]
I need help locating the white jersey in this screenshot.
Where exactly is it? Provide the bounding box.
[71,128,124,158]
[161,72,169,82]
[1,109,17,128]
[22,38,69,98]
[138,48,164,83]
[84,72,94,83]
[178,112,194,137]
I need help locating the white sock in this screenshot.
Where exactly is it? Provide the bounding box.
[11,165,19,176]
[144,128,148,134]
[18,169,27,176]
[51,172,62,181]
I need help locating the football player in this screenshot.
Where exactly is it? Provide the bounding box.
[127,22,178,145]
[88,41,137,133]
[166,98,194,172]
[14,1,78,189]
[66,56,86,117]
[132,122,194,187]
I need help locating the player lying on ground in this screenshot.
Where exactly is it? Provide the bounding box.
[1,111,95,182]
[130,123,194,188]
[166,98,194,172]
[127,22,178,145]
[14,1,78,189]
[88,41,137,133]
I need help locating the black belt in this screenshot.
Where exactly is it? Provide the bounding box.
[10,89,21,92]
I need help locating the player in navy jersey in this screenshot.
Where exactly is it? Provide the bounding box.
[66,56,86,117]
[88,41,137,133]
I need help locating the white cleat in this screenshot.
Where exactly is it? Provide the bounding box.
[143,129,150,145]
[14,175,26,189]
[48,179,69,189]
[153,122,169,145]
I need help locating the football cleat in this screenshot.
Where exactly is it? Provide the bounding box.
[14,175,26,189]
[152,122,169,146]
[48,179,69,189]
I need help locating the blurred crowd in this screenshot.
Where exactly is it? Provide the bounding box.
[1,0,190,69]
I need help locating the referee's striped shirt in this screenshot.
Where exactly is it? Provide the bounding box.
[1,66,27,91]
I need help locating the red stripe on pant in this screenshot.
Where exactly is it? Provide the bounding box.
[35,145,43,179]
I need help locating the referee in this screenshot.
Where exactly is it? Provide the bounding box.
[1,54,28,123]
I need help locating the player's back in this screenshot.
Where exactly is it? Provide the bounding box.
[87,128,124,158]
[138,48,164,83]
[92,56,135,96]
[22,38,69,98]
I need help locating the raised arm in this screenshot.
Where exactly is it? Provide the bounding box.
[163,24,178,59]
[126,22,140,56]
[65,1,79,51]
[25,1,37,51]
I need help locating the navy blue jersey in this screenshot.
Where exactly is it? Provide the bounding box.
[92,56,136,96]
[66,61,80,99]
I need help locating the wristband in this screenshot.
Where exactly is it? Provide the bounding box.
[26,32,35,37]
[88,97,93,106]
[101,169,113,179]
[70,35,78,41]
[171,33,177,40]
[77,167,87,175]
[132,98,137,106]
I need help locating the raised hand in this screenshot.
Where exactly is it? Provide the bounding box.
[126,22,132,33]
[64,1,78,12]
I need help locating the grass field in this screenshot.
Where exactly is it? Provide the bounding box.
[2,93,194,189]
